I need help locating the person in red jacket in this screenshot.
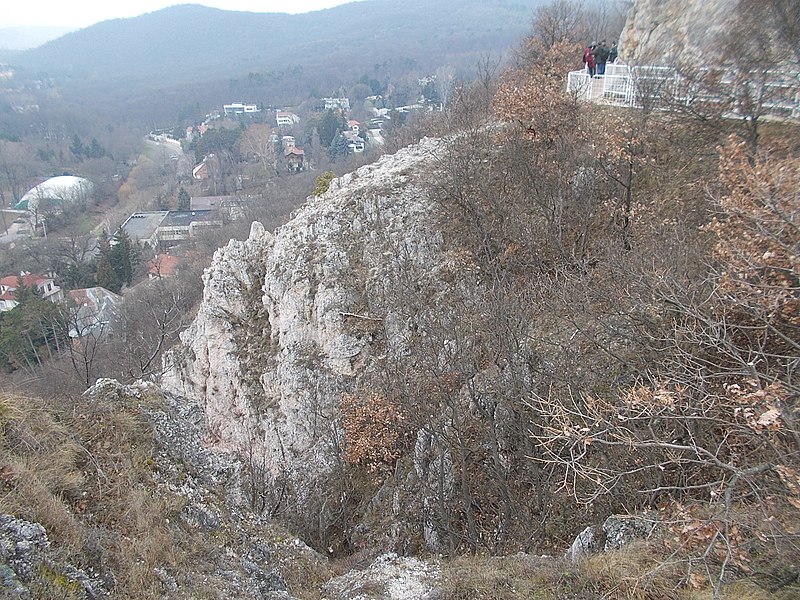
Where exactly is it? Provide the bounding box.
[583,43,596,77]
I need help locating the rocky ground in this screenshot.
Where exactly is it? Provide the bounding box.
[1,378,662,599]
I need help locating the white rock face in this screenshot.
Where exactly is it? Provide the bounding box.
[619,0,739,64]
[322,553,440,600]
[163,138,449,519]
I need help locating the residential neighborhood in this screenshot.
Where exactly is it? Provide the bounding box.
[0,65,444,387]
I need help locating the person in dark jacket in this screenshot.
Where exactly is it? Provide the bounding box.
[593,40,610,76]
[583,43,596,77]
[609,42,618,63]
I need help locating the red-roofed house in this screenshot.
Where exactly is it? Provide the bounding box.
[147,254,180,280]
[0,272,63,311]
[284,147,305,172]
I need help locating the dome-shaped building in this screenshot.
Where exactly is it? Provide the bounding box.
[14,175,94,214]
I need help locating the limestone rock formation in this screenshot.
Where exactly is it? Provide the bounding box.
[322,553,440,600]
[566,514,657,562]
[162,138,451,533]
[619,0,739,64]
[0,379,328,598]
[0,513,112,598]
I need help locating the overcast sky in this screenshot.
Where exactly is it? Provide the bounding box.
[2,0,365,28]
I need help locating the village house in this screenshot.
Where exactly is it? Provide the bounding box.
[343,131,365,153]
[192,154,219,180]
[323,97,350,111]
[223,102,260,116]
[0,272,63,311]
[147,253,180,280]
[66,287,122,338]
[284,147,305,172]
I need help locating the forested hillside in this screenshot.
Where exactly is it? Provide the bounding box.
[158,1,799,595]
[14,1,541,83]
[0,1,798,599]
[8,0,562,126]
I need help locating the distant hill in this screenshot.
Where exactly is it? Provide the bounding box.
[12,1,543,84]
[0,26,75,52]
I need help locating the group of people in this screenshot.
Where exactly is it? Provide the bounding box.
[582,41,618,77]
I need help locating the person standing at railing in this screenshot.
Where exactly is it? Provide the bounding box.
[609,42,618,64]
[593,41,610,76]
[583,43,596,77]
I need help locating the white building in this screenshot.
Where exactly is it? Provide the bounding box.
[343,131,365,153]
[0,273,63,311]
[276,111,300,127]
[223,102,260,116]
[15,176,94,213]
[323,97,350,111]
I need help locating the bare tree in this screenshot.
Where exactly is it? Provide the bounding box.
[530,0,588,50]
[0,141,42,207]
[238,123,277,185]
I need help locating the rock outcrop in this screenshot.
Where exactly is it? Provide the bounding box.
[0,379,328,599]
[322,553,440,600]
[619,0,738,64]
[566,514,657,562]
[163,138,452,535]
[0,514,111,598]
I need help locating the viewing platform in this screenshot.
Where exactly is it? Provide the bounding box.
[567,63,800,120]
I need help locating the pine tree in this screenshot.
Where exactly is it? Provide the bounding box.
[329,133,351,161]
[318,109,342,147]
[94,253,119,293]
[109,230,136,288]
[177,187,190,211]
[69,134,84,159]
[0,281,68,371]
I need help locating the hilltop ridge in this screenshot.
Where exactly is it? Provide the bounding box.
[12,1,543,83]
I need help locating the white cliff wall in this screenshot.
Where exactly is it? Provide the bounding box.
[162,138,449,514]
[619,0,739,64]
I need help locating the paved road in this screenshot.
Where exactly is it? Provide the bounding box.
[0,210,32,245]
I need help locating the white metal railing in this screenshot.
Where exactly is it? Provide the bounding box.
[566,63,800,120]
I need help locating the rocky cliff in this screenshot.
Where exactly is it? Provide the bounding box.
[162,138,456,542]
[619,0,739,64]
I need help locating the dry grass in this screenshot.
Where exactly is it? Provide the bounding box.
[0,390,180,598]
[440,554,573,599]
[438,541,799,600]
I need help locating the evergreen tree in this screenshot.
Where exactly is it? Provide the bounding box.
[329,133,352,161]
[177,187,190,210]
[69,134,84,159]
[318,109,342,148]
[86,138,105,159]
[0,281,68,372]
[94,253,119,293]
[109,230,136,288]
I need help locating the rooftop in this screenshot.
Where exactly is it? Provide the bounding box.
[163,210,216,227]
[190,195,239,211]
[147,254,180,278]
[120,211,169,241]
[0,273,51,289]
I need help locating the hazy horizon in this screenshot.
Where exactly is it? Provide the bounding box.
[1,0,367,29]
